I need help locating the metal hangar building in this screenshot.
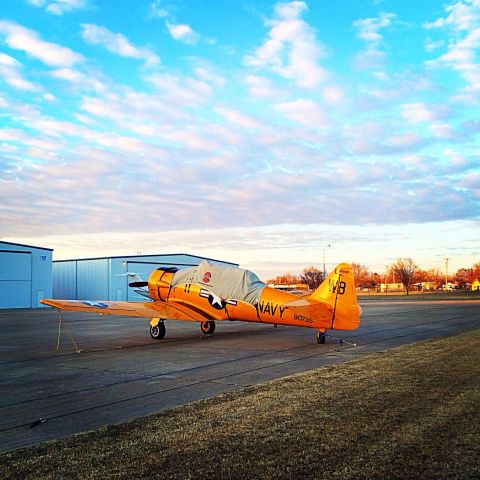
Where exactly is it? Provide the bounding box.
[0,241,53,309]
[53,253,239,301]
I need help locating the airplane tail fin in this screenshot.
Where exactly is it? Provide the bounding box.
[308,263,361,330]
[126,272,144,284]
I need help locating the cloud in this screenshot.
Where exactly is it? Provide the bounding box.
[0,20,83,67]
[424,0,479,31]
[214,107,260,129]
[166,22,200,45]
[425,38,444,52]
[430,123,455,139]
[459,171,480,189]
[400,102,448,124]
[354,12,396,46]
[245,1,327,88]
[0,52,38,91]
[51,67,107,92]
[322,85,344,103]
[27,0,87,15]
[150,1,201,45]
[353,12,397,71]
[77,88,193,136]
[1,94,478,257]
[143,73,212,105]
[24,116,90,138]
[385,132,424,151]
[244,75,286,99]
[193,65,225,87]
[353,49,387,70]
[1,1,479,282]
[81,24,160,65]
[425,1,480,96]
[149,0,169,18]
[274,98,328,127]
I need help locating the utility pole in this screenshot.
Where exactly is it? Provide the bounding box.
[322,244,331,279]
[445,258,450,285]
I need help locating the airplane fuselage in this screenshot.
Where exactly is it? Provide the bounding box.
[148,268,338,331]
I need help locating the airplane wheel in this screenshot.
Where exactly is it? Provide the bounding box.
[200,321,216,335]
[150,322,166,340]
[317,331,326,344]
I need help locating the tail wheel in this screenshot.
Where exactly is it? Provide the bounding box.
[150,321,166,340]
[317,331,326,344]
[200,320,216,335]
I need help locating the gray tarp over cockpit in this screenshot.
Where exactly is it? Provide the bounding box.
[170,260,266,305]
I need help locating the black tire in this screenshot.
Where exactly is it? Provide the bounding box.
[200,320,216,335]
[317,331,326,344]
[150,321,166,340]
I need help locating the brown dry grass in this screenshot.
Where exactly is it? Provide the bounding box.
[2,329,479,479]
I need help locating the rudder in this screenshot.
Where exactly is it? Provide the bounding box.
[308,263,361,330]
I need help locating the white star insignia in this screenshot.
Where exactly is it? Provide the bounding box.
[210,292,223,308]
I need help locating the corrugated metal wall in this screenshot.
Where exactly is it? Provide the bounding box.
[77,259,109,300]
[0,242,53,308]
[52,261,77,299]
[53,259,109,299]
[0,251,32,308]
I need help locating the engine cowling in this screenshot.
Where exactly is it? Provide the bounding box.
[147,268,177,301]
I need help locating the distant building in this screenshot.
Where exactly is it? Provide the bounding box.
[53,253,238,301]
[268,282,309,292]
[0,240,53,308]
[379,282,404,293]
[413,282,437,292]
[357,283,378,293]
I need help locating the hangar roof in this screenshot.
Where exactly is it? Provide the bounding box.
[0,240,53,251]
[53,252,238,266]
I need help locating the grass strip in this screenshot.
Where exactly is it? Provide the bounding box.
[2,329,479,479]
[358,291,480,301]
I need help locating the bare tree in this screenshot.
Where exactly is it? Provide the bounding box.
[300,266,325,290]
[391,258,418,295]
[266,273,300,285]
[351,263,372,287]
[470,263,480,283]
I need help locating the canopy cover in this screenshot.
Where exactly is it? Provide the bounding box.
[171,260,266,305]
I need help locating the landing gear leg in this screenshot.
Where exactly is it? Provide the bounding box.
[150,318,166,339]
[200,320,216,335]
[316,331,326,344]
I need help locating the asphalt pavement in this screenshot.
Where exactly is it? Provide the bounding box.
[0,298,479,453]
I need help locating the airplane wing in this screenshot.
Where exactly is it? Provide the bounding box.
[40,299,213,322]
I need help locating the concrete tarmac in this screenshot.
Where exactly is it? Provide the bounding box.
[1,298,479,453]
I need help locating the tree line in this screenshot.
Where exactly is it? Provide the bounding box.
[267,260,480,295]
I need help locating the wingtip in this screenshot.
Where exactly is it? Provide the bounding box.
[40,299,60,308]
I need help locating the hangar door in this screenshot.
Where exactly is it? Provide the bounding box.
[0,251,32,308]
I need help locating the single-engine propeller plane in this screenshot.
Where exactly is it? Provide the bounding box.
[41,261,361,344]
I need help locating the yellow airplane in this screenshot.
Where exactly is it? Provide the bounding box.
[41,261,361,344]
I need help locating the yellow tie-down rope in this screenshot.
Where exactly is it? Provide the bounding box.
[56,309,82,353]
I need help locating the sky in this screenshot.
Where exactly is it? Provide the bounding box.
[0,0,479,280]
